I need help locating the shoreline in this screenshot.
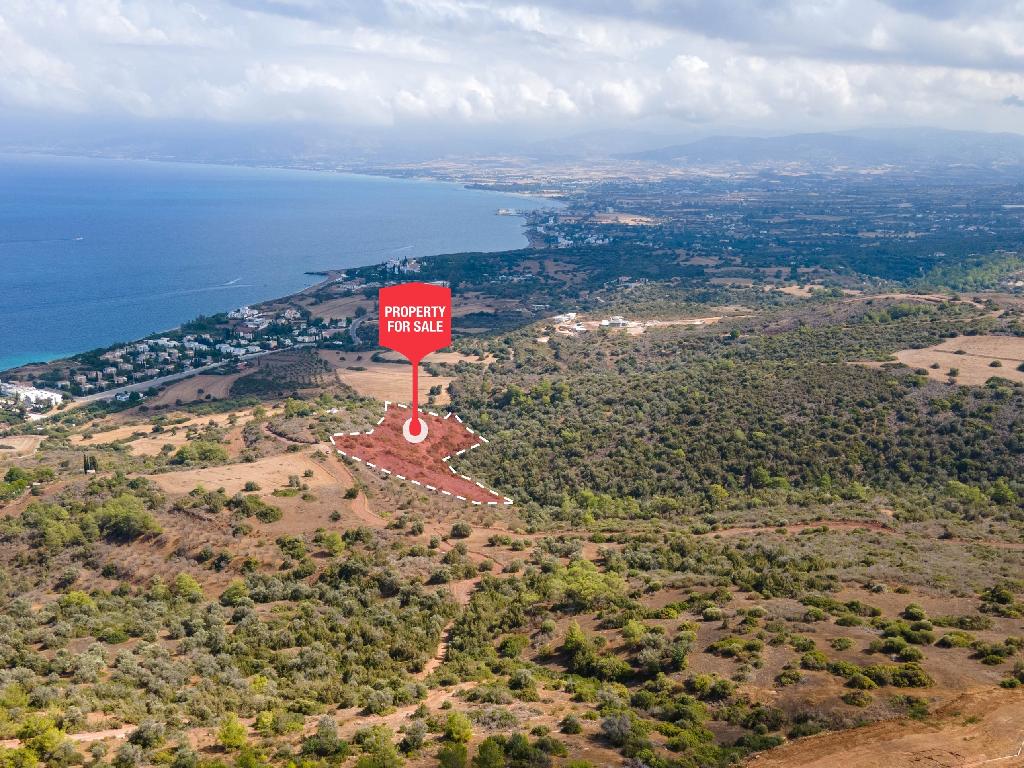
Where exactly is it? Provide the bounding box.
[0,154,558,378]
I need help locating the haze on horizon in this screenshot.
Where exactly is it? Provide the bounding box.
[1,0,1023,158]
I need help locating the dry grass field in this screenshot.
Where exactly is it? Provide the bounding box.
[884,335,1024,385]
[300,293,375,322]
[0,435,44,456]
[320,351,453,404]
[775,284,819,297]
[73,410,258,456]
[147,373,243,406]
[151,451,336,496]
[376,350,494,366]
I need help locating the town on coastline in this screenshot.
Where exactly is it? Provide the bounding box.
[0,254,451,421]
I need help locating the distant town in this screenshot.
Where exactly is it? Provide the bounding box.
[0,261,456,422]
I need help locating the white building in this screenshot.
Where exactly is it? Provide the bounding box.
[0,381,63,407]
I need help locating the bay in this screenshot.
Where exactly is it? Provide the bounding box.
[0,154,550,371]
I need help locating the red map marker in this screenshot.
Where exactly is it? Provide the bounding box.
[378,282,452,442]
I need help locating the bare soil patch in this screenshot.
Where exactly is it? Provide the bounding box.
[331,404,507,505]
[0,435,45,456]
[748,688,1024,768]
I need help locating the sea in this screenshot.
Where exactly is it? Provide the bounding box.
[0,153,553,372]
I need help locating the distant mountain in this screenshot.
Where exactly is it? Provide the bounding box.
[618,128,1024,168]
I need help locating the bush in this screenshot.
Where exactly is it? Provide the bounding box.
[560,714,583,734]
[902,604,927,621]
[444,712,473,743]
[438,741,468,768]
[842,690,872,707]
[95,495,160,542]
[217,713,247,750]
[172,441,228,465]
[776,668,802,686]
[800,650,829,670]
[128,720,165,749]
[301,716,348,757]
[450,522,473,539]
[399,721,426,754]
[846,673,877,690]
[473,737,505,768]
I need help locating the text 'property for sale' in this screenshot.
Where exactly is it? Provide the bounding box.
[382,304,448,334]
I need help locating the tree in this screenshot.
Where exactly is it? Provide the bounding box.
[219,579,249,607]
[94,495,160,542]
[170,573,203,602]
[354,726,402,768]
[444,712,472,744]
[217,713,247,751]
[128,720,165,749]
[437,742,467,768]
[472,738,505,768]
[302,716,347,758]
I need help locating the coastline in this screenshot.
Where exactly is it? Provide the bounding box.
[0,153,558,377]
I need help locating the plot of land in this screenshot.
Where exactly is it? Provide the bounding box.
[72,411,252,456]
[376,350,494,366]
[73,423,153,446]
[876,335,1024,385]
[147,373,242,406]
[151,452,335,496]
[592,212,660,225]
[0,435,44,456]
[320,351,453,404]
[331,404,508,505]
[571,316,725,336]
[301,294,375,322]
[775,284,819,297]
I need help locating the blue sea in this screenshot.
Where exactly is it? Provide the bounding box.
[0,154,552,371]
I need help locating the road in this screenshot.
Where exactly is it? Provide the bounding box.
[349,316,368,346]
[69,344,313,406]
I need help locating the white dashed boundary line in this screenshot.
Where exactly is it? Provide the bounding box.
[332,402,513,506]
[962,735,1024,768]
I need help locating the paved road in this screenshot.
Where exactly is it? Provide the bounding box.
[349,316,368,346]
[71,344,312,405]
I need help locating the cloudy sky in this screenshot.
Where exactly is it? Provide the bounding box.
[1,0,1023,146]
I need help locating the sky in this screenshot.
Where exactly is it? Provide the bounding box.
[1,0,1023,151]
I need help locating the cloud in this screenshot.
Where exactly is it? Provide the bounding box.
[0,0,1022,135]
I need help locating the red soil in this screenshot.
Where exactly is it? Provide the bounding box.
[330,403,510,506]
